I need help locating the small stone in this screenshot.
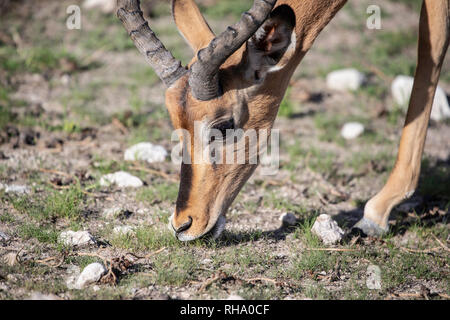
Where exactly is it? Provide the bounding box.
[59,230,95,247]
[113,225,134,236]
[92,285,101,292]
[0,183,30,195]
[0,231,10,242]
[65,265,81,290]
[280,212,297,227]
[391,75,450,121]
[227,294,245,300]
[124,142,168,163]
[201,258,213,265]
[311,214,344,245]
[366,265,382,290]
[99,171,143,188]
[326,68,366,91]
[341,122,364,140]
[74,263,107,289]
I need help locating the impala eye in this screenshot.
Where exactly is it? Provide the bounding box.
[211,118,235,141]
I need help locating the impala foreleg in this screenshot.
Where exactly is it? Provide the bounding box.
[355,0,450,236]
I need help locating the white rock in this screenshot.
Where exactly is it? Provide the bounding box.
[124,142,168,163]
[65,265,81,290]
[226,294,245,300]
[341,122,364,140]
[113,225,134,236]
[311,214,344,245]
[99,171,143,188]
[59,230,95,247]
[391,75,450,121]
[0,183,30,194]
[82,0,116,13]
[0,231,9,242]
[326,68,366,91]
[74,263,107,289]
[366,265,382,290]
[280,212,297,227]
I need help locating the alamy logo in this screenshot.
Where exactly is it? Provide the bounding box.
[66,5,81,30]
[367,5,382,30]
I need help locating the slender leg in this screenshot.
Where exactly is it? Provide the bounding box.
[354,0,450,236]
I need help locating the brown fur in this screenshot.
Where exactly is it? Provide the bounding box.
[166,0,449,239]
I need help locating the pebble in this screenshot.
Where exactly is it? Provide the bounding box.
[280,212,297,227]
[326,68,366,91]
[0,231,10,242]
[340,122,364,140]
[99,171,143,188]
[74,263,107,289]
[311,214,344,245]
[366,265,382,290]
[226,294,245,300]
[4,252,18,266]
[113,225,134,236]
[124,142,168,163]
[59,230,96,247]
[0,183,30,195]
[391,75,450,121]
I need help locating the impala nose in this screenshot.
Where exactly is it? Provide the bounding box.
[174,216,193,235]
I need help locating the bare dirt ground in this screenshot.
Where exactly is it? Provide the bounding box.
[0,0,449,300]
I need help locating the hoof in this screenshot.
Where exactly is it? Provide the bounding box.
[352,217,388,237]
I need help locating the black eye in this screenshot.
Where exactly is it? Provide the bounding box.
[211,118,235,140]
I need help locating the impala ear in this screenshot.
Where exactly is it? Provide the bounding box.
[172,0,215,52]
[244,5,296,83]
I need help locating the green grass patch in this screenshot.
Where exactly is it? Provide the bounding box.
[11,186,84,222]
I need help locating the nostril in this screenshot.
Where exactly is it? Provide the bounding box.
[175,216,193,234]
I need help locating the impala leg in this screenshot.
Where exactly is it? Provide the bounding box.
[354,0,450,236]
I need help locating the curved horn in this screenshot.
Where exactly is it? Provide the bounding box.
[117,0,187,87]
[189,0,277,101]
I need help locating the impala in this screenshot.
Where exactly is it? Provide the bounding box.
[117,0,449,241]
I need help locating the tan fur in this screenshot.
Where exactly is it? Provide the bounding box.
[166,0,449,239]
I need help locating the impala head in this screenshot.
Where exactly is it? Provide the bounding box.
[117,0,297,241]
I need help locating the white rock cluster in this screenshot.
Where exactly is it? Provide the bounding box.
[124,142,168,163]
[311,214,344,245]
[59,230,95,247]
[99,171,143,188]
[326,68,366,92]
[391,75,450,121]
[340,122,365,140]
